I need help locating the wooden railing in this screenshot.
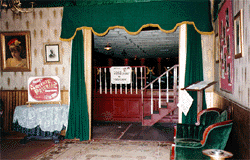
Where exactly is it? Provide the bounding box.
[94,66,147,94]
[141,64,179,115]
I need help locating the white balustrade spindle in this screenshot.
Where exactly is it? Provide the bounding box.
[135,67,138,94]
[140,67,143,90]
[104,68,107,94]
[109,68,112,94]
[151,83,153,114]
[159,78,161,108]
[166,71,169,102]
[99,68,102,94]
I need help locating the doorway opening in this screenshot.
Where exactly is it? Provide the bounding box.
[91,27,179,141]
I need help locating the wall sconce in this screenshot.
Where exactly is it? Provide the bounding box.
[0,0,35,14]
[104,43,112,51]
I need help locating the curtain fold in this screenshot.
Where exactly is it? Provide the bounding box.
[66,30,89,141]
[76,0,164,6]
[213,0,222,21]
[182,24,207,124]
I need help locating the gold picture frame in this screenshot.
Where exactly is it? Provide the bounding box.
[234,9,243,59]
[43,42,62,65]
[1,31,31,72]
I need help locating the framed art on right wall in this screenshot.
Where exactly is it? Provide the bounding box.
[218,0,234,93]
[234,9,243,59]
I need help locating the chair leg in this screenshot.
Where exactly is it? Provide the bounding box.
[171,144,175,160]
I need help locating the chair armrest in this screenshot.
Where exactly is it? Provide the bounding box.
[174,125,177,140]
[175,138,202,147]
[200,120,233,145]
[175,123,205,140]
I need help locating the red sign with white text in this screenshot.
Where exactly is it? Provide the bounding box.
[28,77,59,101]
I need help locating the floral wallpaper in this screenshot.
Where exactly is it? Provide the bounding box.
[0,7,71,90]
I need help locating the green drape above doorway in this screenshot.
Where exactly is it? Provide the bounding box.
[182,25,207,124]
[60,0,213,41]
[66,30,89,141]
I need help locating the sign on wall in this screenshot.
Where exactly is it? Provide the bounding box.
[28,76,61,102]
[110,66,132,84]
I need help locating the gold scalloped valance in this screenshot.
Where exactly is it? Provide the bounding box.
[60,1,214,41]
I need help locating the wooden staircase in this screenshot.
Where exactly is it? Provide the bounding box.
[141,65,179,126]
[142,102,178,126]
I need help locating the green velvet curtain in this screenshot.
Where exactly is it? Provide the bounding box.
[66,30,89,141]
[76,0,164,6]
[21,0,77,8]
[60,0,213,40]
[182,25,207,124]
[213,0,222,21]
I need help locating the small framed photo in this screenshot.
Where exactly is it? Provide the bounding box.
[234,9,243,59]
[1,31,31,72]
[44,42,62,64]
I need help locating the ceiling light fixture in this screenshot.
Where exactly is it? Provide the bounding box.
[104,43,112,51]
[0,0,35,14]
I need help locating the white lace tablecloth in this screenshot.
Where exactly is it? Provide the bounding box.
[13,104,69,132]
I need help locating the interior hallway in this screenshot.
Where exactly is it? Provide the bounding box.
[92,121,175,142]
[1,122,175,159]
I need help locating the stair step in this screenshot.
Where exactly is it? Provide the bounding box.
[144,116,151,119]
[153,111,159,114]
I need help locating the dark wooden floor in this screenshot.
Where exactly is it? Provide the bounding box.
[92,121,175,142]
[1,122,175,159]
[120,122,175,142]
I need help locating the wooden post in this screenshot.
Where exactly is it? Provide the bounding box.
[124,58,129,66]
[83,28,92,140]
[157,57,162,76]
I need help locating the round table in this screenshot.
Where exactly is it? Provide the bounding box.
[202,149,233,160]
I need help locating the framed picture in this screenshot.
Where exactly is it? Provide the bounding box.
[28,76,61,103]
[43,42,62,64]
[0,31,31,72]
[234,9,243,59]
[218,0,234,93]
[215,34,220,62]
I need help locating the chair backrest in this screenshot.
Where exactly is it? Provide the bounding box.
[201,120,233,150]
[215,110,228,123]
[196,108,222,126]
